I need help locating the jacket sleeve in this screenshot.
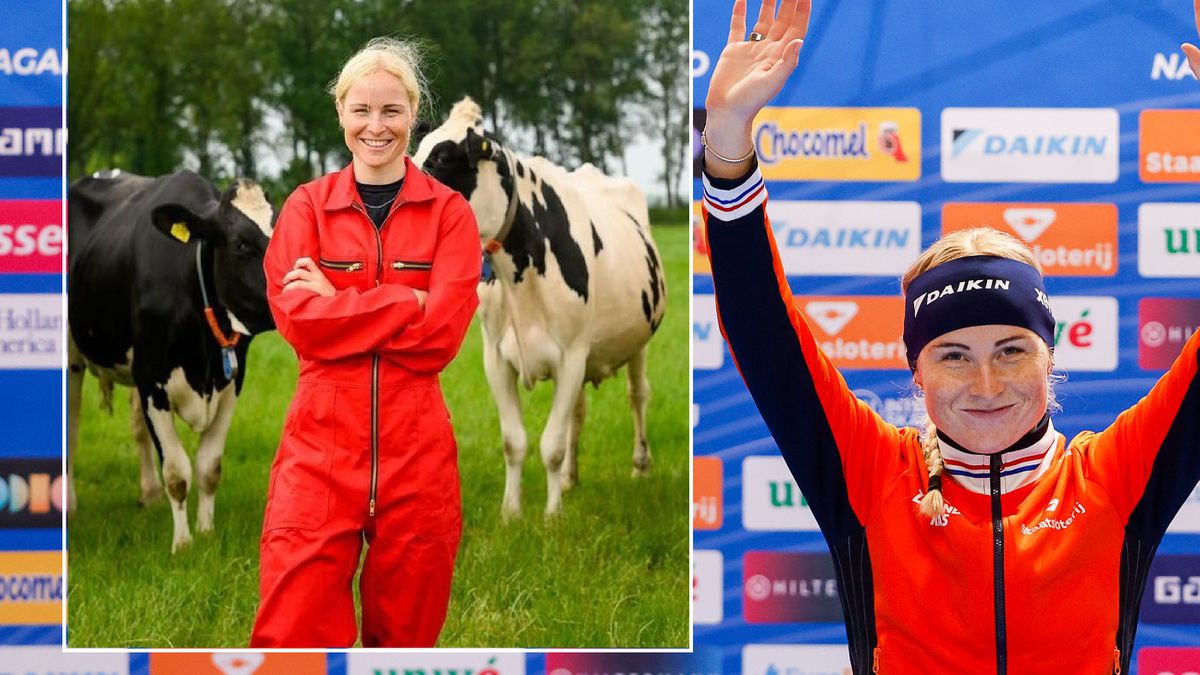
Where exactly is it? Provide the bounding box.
[704,160,908,534]
[1086,327,1200,527]
[264,187,425,362]
[375,195,480,373]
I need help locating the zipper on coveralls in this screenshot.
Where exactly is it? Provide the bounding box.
[872,646,880,673]
[318,258,364,272]
[1112,647,1121,674]
[391,260,432,271]
[991,453,1007,675]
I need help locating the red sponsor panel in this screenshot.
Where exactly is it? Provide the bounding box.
[743,550,842,623]
[941,202,1117,276]
[1139,298,1200,370]
[1139,646,1200,674]
[796,295,906,370]
[0,200,61,273]
[693,456,722,530]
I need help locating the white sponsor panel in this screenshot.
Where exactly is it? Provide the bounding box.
[1048,296,1118,372]
[1,648,128,674]
[1169,484,1200,533]
[693,549,724,625]
[742,644,852,675]
[693,294,723,370]
[0,294,60,369]
[347,653,524,675]
[853,388,925,428]
[941,108,1119,183]
[742,455,821,531]
[1138,203,1200,278]
[767,200,921,276]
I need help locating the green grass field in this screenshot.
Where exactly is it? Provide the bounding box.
[66,224,690,649]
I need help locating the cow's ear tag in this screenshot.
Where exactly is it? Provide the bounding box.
[170,222,191,243]
[221,346,238,379]
[481,140,490,154]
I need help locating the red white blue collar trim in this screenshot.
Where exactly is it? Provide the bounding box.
[939,419,1060,495]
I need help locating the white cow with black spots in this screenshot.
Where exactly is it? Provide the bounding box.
[415,98,667,519]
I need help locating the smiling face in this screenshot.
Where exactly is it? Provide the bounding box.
[914,324,1051,454]
[337,69,413,184]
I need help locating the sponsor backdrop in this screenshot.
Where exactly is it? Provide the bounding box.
[693,0,1200,673]
[0,0,64,652]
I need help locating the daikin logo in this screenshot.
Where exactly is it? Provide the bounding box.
[951,128,1107,158]
[804,301,858,335]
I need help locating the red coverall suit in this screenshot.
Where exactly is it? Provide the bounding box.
[250,157,480,647]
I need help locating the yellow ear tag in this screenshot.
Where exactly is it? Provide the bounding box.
[170,222,191,243]
[481,140,489,154]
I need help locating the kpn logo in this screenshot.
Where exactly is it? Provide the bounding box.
[743,456,819,531]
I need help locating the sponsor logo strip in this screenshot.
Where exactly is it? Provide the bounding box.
[693,294,724,370]
[942,202,1117,276]
[2,648,127,674]
[742,455,820,532]
[798,295,906,370]
[346,653,523,675]
[0,294,63,370]
[743,550,842,623]
[1048,296,1119,373]
[692,201,710,275]
[1139,203,1200,278]
[149,654,327,675]
[1139,647,1200,673]
[545,651,721,675]
[693,456,723,530]
[1140,109,1200,183]
[1138,298,1200,370]
[1141,555,1200,624]
[941,107,1118,183]
[767,200,921,276]
[0,551,60,625]
[0,107,62,177]
[742,644,852,674]
[693,549,724,625]
[753,107,921,182]
[0,458,63,528]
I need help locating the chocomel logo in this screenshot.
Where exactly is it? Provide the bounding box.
[0,551,60,624]
[753,107,921,182]
[942,203,1118,276]
[941,108,1119,183]
[1141,110,1200,182]
[800,296,905,370]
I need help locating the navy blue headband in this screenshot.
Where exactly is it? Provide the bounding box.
[903,255,1055,371]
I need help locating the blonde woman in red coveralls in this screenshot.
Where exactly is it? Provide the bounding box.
[249,37,480,648]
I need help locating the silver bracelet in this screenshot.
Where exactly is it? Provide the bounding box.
[701,131,755,164]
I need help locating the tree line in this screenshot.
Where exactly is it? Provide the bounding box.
[67,0,689,207]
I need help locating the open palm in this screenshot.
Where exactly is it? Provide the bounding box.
[706,0,810,124]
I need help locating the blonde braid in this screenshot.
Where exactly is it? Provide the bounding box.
[918,419,946,518]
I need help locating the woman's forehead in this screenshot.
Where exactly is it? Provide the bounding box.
[928,324,1038,348]
[342,71,410,105]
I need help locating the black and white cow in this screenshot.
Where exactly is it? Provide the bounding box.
[67,169,275,552]
[415,98,667,519]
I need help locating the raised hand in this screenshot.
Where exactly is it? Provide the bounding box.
[703,0,809,177]
[1183,0,1200,78]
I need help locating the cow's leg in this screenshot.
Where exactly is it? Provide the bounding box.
[66,335,85,513]
[129,390,163,507]
[483,326,527,521]
[628,345,652,477]
[541,345,588,518]
[140,388,193,552]
[194,384,237,534]
[560,388,586,491]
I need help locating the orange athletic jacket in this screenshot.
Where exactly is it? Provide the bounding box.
[703,162,1200,675]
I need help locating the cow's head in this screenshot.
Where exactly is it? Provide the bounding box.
[150,178,276,335]
[414,97,511,244]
